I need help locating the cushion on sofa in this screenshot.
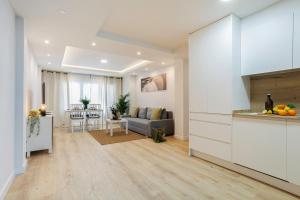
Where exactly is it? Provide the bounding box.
[161,108,168,119]
[138,107,147,119]
[151,108,162,120]
[146,108,152,120]
[130,107,139,118]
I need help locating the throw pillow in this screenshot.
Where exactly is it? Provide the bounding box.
[130,107,139,118]
[161,108,168,119]
[151,108,162,120]
[146,108,152,120]
[138,107,147,119]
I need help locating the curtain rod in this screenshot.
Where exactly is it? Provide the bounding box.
[41,69,122,79]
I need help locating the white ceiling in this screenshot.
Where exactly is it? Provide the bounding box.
[9,0,280,75]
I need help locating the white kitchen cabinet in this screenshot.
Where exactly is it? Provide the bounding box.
[294,11,300,69]
[189,15,248,114]
[232,118,287,180]
[287,121,300,185]
[189,31,208,113]
[241,5,293,75]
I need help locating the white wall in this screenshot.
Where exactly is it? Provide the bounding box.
[135,66,175,111]
[122,75,137,110]
[0,0,16,199]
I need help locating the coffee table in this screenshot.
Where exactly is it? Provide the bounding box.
[106,119,128,136]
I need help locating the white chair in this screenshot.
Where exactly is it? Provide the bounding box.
[69,111,85,133]
[86,104,102,130]
[70,104,84,110]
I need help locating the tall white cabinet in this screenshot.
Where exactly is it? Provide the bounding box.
[294,11,300,69]
[189,15,250,161]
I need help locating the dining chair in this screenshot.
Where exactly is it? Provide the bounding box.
[69,111,85,133]
[70,104,84,110]
[86,104,102,130]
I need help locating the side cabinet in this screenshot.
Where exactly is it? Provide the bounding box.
[287,121,300,185]
[232,118,287,180]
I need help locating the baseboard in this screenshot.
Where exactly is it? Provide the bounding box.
[174,134,189,141]
[0,172,15,200]
[15,159,27,175]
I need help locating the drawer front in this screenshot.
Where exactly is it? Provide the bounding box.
[189,113,232,125]
[190,135,232,161]
[190,120,231,143]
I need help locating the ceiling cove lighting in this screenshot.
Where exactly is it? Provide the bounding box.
[100,59,108,64]
[44,40,50,44]
[91,42,96,46]
[62,60,151,74]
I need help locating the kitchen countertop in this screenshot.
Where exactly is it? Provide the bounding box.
[233,111,300,121]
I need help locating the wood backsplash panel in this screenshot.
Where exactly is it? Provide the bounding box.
[251,71,300,111]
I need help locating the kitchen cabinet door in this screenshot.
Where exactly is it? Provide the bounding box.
[232,118,287,180]
[287,121,300,186]
[205,16,233,114]
[294,11,300,69]
[189,31,208,113]
[241,6,293,75]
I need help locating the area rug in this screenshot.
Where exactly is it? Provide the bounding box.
[89,129,147,145]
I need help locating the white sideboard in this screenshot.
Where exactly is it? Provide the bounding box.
[26,115,53,157]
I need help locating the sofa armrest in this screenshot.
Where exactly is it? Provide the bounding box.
[149,119,174,136]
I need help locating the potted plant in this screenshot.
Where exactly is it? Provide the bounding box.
[151,128,166,143]
[27,110,41,138]
[116,93,130,115]
[80,97,90,110]
[110,105,120,120]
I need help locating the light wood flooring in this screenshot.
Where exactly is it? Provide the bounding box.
[5,128,300,200]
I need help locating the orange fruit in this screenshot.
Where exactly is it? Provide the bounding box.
[277,104,286,110]
[278,109,288,116]
[288,109,297,116]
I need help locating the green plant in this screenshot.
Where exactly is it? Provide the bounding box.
[110,105,120,120]
[27,110,41,137]
[80,97,90,109]
[116,93,130,114]
[151,128,166,143]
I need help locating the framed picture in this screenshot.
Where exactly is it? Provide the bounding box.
[141,73,167,92]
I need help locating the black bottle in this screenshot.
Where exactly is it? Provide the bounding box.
[265,94,274,111]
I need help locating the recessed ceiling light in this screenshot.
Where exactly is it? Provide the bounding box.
[44,40,50,44]
[100,59,108,64]
[161,62,165,65]
[144,67,149,71]
[58,9,67,15]
[91,42,96,46]
[137,51,141,56]
[47,62,52,65]
[47,53,51,57]
[220,0,231,2]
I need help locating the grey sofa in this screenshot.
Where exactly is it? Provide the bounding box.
[124,110,174,137]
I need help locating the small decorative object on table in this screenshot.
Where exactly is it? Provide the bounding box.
[116,93,130,115]
[80,97,90,110]
[110,105,120,120]
[39,104,47,116]
[265,94,274,113]
[151,128,166,143]
[27,110,41,137]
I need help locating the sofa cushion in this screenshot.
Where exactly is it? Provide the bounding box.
[146,108,152,120]
[161,108,168,119]
[130,107,139,118]
[151,108,162,120]
[127,118,150,129]
[138,107,147,119]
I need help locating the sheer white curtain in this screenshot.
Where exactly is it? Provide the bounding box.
[43,72,122,127]
[43,71,69,127]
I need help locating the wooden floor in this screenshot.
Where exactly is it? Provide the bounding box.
[5,128,300,200]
